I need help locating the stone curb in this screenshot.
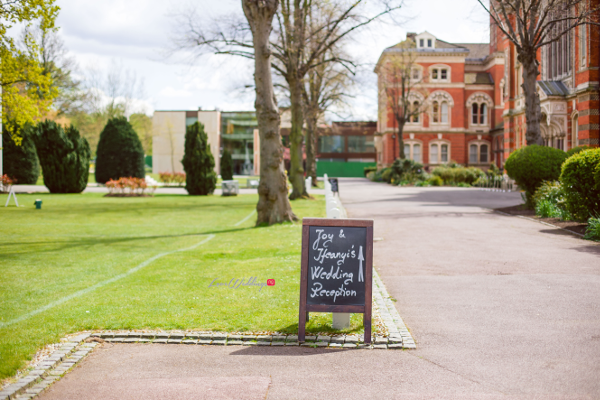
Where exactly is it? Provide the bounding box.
[0,334,96,400]
[493,210,586,238]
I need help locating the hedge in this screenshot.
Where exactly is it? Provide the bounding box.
[560,148,600,221]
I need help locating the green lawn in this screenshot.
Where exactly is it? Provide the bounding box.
[0,193,365,379]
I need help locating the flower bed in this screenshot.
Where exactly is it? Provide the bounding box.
[105,177,157,197]
[158,172,186,186]
[1,174,15,193]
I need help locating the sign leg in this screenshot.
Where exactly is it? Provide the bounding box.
[298,308,307,342]
[363,309,372,344]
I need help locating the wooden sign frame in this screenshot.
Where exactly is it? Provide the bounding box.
[298,218,374,344]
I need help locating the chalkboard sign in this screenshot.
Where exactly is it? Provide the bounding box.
[328,178,339,194]
[298,218,373,343]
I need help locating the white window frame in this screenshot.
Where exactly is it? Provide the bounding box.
[428,139,451,165]
[468,140,491,164]
[429,64,451,83]
[573,113,579,147]
[404,140,423,163]
[579,24,587,69]
[466,93,493,129]
[428,91,454,127]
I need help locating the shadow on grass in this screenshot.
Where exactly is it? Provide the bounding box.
[0,226,257,256]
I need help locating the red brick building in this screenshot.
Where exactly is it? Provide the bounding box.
[375,16,599,169]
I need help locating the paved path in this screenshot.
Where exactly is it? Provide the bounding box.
[37,179,600,399]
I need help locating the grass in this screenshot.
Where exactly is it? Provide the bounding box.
[0,192,365,379]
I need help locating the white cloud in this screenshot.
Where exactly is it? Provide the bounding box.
[159,86,193,98]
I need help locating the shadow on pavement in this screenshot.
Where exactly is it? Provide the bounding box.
[229,346,349,356]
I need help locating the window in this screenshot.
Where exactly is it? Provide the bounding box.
[441,144,448,162]
[470,101,489,126]
[480,144,488,162]
[430,144,438,163]
[479,104,486,124]
[429,141,450,164]
[546,11,572,79]
[469,142,490,164]
[432,101,439,123]
[427,39,432,47]
[432,69,438,80]
[573,115,579,146]
[404,142,422,163]
[319,135,344,153]
[579,24,587,67]
[411,101,420,123]
[441,102,448,123]
[420,39,424,47]
[348,135,374,153]
[441,69,447,80]
[412,68,420,80]
[469,144,478,163]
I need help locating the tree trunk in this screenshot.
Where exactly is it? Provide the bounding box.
[305,111,318,186]
[520,52,543,145]
[396,117,406,160]
[288,75,308,199]
[242,0,297,225]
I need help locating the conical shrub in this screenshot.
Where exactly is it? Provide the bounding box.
[95,117,145,184]
[33,120,91,193]
[3,123,40,184]
[220,149,234,180]
[182,122,216,195]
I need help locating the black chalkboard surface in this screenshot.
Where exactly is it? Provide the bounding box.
[299,218,374,343]
[307,226,366,306]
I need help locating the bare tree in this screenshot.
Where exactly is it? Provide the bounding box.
[478,0,600,145]
[376,39,428,160]
[170,0,402,199]
[302,50,355,185]
[242,0,296,225]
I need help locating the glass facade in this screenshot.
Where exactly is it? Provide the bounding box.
[348,135,375,153]
[220,112,257,175]
[319,136,344,153]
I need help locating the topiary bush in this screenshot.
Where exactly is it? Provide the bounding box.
[95,117,145,184]
[431,166,484,185]
[504,145,568,208]
[427,175,443,186]
[33,120,91,193]
[2,124,40,184]
[220,149,234,181]
[182,122,217,195]
[559,148,600,221]
[566,145,592,158]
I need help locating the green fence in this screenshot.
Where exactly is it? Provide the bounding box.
[145,156,152,168]
[316,161,376,178]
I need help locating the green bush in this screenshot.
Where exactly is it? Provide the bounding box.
[432,166,484,185]
[364,166,377,176]
[584,217,600,242]
[2,124,40,184]
[505,145,568,208]
[532,181,564,208]
[566,145,592,158]
[486,162,501,177]
[427,175,443,186]
[381,168,392,183]
[560,148,600,220]
[95,117,145,184]
[182,122,217,195]
[220,149,234,181]
[390,158,424,184]
[33,120,90,193]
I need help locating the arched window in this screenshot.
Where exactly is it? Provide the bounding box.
[479,104,486,124]
[411,101,420,123]
[469,144,478,163]
[431,143,438,162]
[472,103,478,124]
[441,102,449,123]
[432,101,439,123]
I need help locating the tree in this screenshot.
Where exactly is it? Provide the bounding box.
[129,113,152,155]
[170,0,401,200]
[220,149,234,181]
[241,0,296,224]
[376,38,428,160]
[2,123,39,184]
[95,116,145,184]
[182,121,217,195]
[33,120,90,193]
[1,0,60,183]
[478,0,600,145]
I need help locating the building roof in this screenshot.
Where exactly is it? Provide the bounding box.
[538,81,570,97]
[455,43,490,59]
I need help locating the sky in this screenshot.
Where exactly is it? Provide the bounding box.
[53,0,490,121]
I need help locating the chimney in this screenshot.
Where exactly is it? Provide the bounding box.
[407,32,417,41]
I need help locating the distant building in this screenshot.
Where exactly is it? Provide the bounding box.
[153,108,377,177]
[375,19,599,169]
